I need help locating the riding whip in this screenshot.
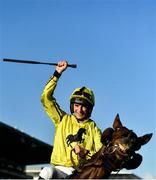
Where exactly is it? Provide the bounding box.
[3,58,77,68]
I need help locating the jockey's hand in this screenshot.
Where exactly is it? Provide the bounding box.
[56,60,68,74]
[74,144,89,158]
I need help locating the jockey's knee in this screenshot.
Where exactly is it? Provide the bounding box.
[39,166,54,179]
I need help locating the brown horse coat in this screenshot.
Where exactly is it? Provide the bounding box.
[69,114,152,179]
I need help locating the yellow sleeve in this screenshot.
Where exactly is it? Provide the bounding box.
[41,75,66,127]
[93,125,103,152]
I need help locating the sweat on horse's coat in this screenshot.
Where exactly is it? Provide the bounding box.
[68,114,152,179]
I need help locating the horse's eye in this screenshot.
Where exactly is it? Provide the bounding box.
[130,138,136,143]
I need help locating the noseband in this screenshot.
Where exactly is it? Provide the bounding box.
[100,135,134,172]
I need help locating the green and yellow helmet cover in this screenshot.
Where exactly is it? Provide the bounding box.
[70,87,95,116]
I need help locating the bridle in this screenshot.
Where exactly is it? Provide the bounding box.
[100,135,135,173]
[70,131,136,176]
[104,130,136,156]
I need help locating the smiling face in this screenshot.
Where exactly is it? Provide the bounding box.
[73,103,89,121]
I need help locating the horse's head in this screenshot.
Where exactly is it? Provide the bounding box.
[101,114,153,169]
[69,114,153,179]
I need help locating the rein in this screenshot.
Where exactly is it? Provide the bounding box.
[69,146,92,173]
[100,142,131,173]
[69,137,133,177]
[70,148,82,172]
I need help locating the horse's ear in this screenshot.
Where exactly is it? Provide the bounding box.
[138,133,153,146]
[113,114,123,129]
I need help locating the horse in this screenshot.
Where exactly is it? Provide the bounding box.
[69,114,153,179]
[66,128,86,147]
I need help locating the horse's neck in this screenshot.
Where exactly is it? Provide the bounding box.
[103,149,127,172]
[82,146,106,168]
[92,145,106,162]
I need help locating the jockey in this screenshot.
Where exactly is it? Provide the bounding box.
[39,60,102,179]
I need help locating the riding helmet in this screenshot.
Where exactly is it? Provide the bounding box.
[70,86,95,117]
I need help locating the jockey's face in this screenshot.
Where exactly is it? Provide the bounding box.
[73,103,89,120]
